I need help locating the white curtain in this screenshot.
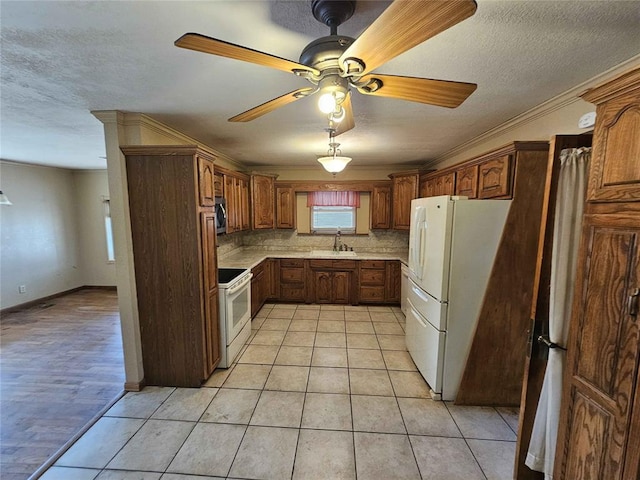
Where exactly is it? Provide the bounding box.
[526,147,591,478]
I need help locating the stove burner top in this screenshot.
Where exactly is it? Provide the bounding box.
[218,267,249,285]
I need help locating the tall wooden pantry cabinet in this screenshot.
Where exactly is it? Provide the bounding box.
[122,145,221,387]
[554,67,640,479]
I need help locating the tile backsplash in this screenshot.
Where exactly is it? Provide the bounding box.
[217,230,408,257]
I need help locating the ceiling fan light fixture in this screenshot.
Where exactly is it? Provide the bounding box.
[318,91,337,114]
[329,105,346,123]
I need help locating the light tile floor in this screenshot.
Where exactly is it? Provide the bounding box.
[40,303,519,480]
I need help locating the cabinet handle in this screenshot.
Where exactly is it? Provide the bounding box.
[629,288,640,317]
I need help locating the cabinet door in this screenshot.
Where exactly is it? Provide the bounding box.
[441,172,456,196]
[201,212,220,377]
[425,178,436,197]
[214,172,224,198]
[478,155,512,199]
[333,271,351,304]
[385,261,401,303]
[392,174,418,230]
[251,262,265,318]
[314,271,333,304]
[276,185,295,229]
[198,156,216,207]
[251,175,275,229]
[586,93,640,202]
[555,216,640,480]
[455,164,479,198]
[240,178,250,230]
[224,175,236,233]
[371,185,391,229]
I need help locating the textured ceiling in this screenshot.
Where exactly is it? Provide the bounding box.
[1,0,639,170]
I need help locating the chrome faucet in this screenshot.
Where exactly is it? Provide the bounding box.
[333,229,341,251]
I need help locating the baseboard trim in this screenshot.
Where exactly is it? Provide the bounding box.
[0,285,117,316]
[124,379,146,392]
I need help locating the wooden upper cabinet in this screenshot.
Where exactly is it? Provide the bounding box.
[581,68,640,202]
[455,164,479,198]
[371,184,391,229]
[436,172,456,196]
[197,155,216,207]
[214,172,224,198]
[478,155,512,199]
[224,174,236,233]
[390,171,419,230]
[239,177,250,230]
[251,174,275,230]
[276,184,295,229]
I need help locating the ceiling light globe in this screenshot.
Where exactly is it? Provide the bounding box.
[318,92,337,114]
[317,155,352,173]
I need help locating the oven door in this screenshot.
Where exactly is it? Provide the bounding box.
[223,273,252,343]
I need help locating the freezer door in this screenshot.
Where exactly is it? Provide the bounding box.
[408,196,454,302]
[407,279,447,330]
[406,299,446,394]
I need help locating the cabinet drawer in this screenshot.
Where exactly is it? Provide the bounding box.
[309,259,357,269]
[280,258,304,268]
[252,261,265,277]
[360,260,385,269]
[360,269,385,286]
[280,267,304,283]
[359,286,385,302]
[280,286,306,302]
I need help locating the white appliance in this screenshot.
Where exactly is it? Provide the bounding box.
[406,195,511,401]
[218,268,252,368]
[400,263,409,315]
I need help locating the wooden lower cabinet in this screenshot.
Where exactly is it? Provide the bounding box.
[278,258,306,302]
[359,260,401,304]
[308,259,356,305]
[251,258,275,317]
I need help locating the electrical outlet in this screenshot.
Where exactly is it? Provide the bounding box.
[18,285,26,294]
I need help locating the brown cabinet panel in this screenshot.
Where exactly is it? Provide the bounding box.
[360,268,385,286]
[556,219,640,480]
[198,156,216,207]
[122,146,218,387]
[371,185,392,229]
[276,185,295,229]
[585,90,640,202]
[280,258,304,268]
[333,271,351,304]
[214,172,224,198]
[281,267,305,283]
[359,286,385,303]
[390,172,419,230]
[280,286,306,302]
[385,261,401,303]
[251,175,275,230]
[455,164,479,198]
[224,174,236,233]
[478,155,512,199]
[313,271,333,304]
[240,178,250,230]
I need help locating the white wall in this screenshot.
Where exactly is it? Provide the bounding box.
[0,162,116,309]
[0,161,82,308]
[74,170,117,286]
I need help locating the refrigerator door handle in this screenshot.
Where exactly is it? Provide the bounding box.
[418,222,426,275]
[408,301,429,329]
[411,282,432,304]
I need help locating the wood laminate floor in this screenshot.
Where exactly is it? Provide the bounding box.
[0,289,124,480]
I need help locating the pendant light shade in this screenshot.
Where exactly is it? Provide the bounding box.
[318,128,352,174]
[317,155,352,173]
[0,190,12,205]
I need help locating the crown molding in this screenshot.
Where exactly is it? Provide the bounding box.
[430,54,640,167]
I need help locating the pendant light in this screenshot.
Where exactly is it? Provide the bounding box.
[317,128,352,174]
[0,190,12,205]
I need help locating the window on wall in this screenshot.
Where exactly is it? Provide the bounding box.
[308,191,359,234]
[103,198,115,262]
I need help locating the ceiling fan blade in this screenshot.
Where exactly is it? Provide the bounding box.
[339,0,477,76]
[229,88,316,122]
[175,33,320,76]
[334,93,355,136]
[357,74,476,108]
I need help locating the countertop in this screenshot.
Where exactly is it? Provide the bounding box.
[217,248,409,270]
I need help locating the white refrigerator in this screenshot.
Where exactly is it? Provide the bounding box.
[406,195,511,401]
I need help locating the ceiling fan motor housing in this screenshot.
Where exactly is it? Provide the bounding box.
[299,35,355,74]
[312,0,356,33]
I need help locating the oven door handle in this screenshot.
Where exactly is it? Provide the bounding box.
[226,272,253,295]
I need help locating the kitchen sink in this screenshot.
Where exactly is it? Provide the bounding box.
[310,250,358,257]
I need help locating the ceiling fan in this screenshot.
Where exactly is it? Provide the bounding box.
[175,0,478,136]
